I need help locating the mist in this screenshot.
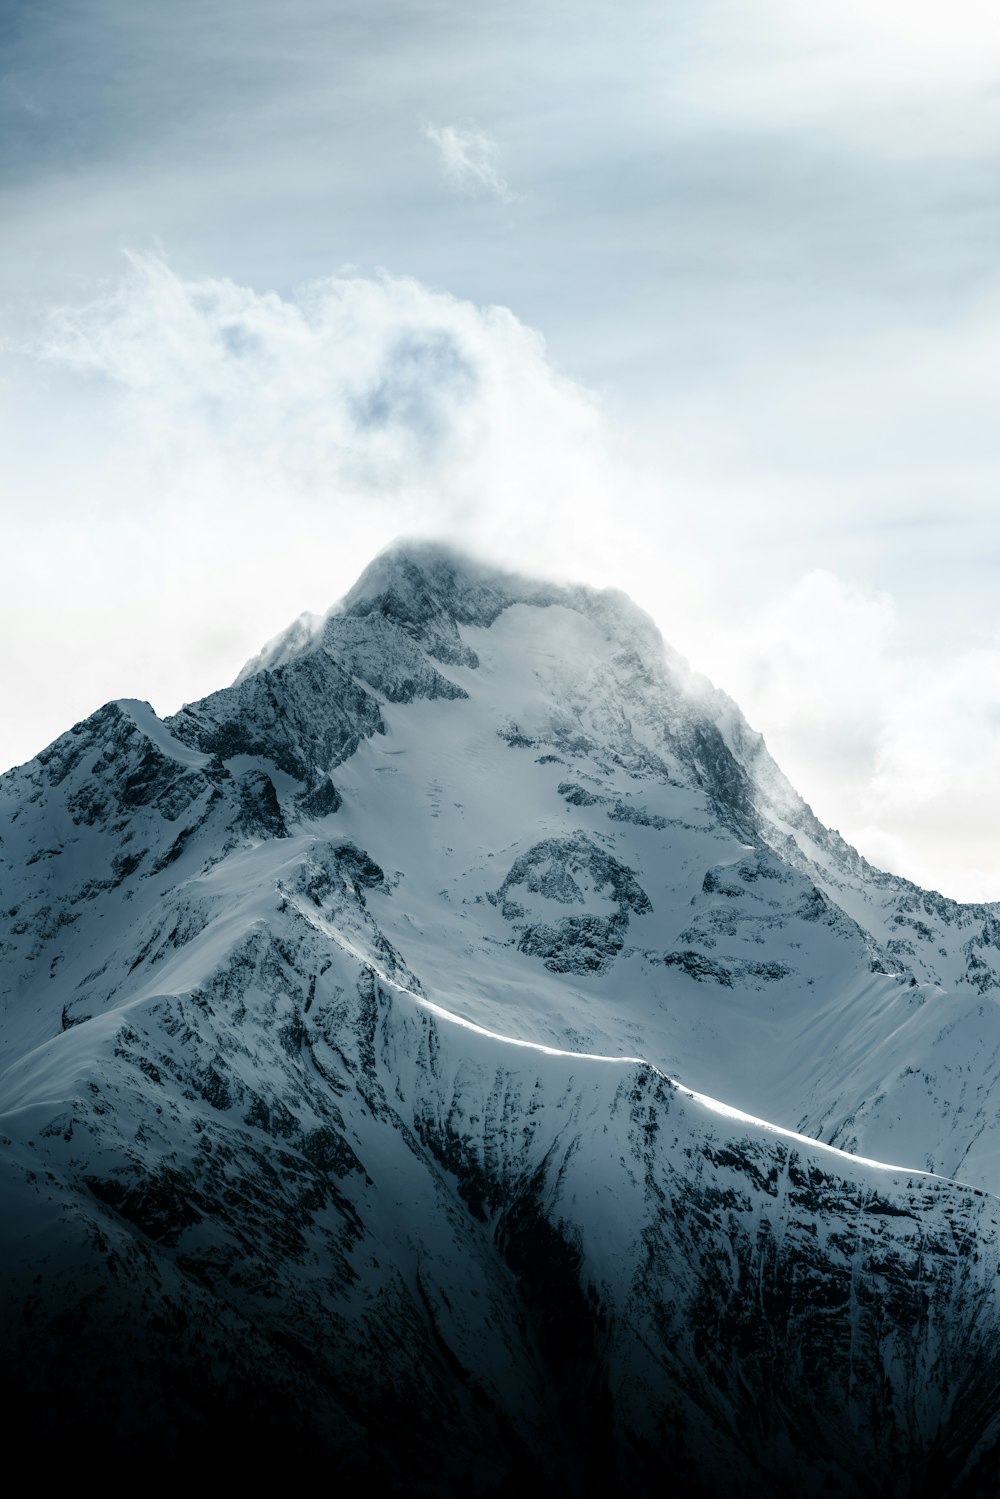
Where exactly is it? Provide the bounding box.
[3,0,1000,899]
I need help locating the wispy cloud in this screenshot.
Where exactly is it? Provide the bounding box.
[9,251,1000,899]
[0,254,629,769]
[3,0,1000,895]
[37,252,602,513]
[424,122,516,203]
[697,569,1000,901]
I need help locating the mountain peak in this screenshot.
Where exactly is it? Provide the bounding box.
[237,537,668,686]
[339,536,528,666]
[341,535,494,611]
[7,537,1000,1488]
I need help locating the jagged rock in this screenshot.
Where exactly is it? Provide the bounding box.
[296,775,343,818]
[237,768,287,839]
[3,541,1000,1492]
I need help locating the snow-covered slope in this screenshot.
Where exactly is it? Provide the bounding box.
[2,540,999,1492]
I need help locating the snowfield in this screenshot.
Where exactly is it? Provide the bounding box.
[2,540,999,1492]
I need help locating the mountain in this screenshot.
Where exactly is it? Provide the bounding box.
[2,539,999,1493]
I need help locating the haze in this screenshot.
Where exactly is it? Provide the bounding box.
[2,0,999,899]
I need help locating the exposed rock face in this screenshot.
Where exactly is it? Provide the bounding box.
[2,540,1000,1492]
[172,648,386,779]
[494,833,651,974]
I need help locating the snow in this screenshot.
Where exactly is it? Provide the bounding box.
[8,555,1000,1192]
[289,881,954,1185]
[4,541,1000,1485]
[114,698,212,768]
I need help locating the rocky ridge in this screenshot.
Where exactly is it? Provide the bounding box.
[2,540,1000,1492]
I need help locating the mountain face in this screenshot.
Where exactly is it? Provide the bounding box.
[2,540,1000,1493]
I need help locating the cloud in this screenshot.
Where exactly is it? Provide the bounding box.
[2,252,644,771]
[36,252,613,535]
[9,249,1000,902]
[424,123,516,203]
[698,570,1000,901]
[707,570,896,779]
[672,0,1000,157]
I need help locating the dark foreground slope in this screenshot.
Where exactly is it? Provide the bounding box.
[2,542,999,1494]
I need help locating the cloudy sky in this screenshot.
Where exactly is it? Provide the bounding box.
[2,0,999,898]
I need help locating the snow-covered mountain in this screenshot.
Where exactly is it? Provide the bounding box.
[2,540,999,1492]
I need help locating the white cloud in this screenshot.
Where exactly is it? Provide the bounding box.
[776,0,999,66]
[8,251,1000,902]
[698,569,1000,901]
[36,252,616,550]
[694,569,898,833]
[424,123,516,203]
[667,0,1000,163]
[2,253,642,770]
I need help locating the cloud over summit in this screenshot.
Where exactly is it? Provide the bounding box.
[9,250,1000,900]
[424,123,516,203]
[39,254,604,515]
[2,254,633,774]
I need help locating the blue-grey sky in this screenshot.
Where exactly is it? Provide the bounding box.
[3,0,1000,897]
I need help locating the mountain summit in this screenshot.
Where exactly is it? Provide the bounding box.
[2,541,999,1492]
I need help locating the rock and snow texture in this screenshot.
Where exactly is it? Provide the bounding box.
[2,539,1000,1492]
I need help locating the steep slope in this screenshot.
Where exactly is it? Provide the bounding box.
[3,862,1000,1492]
[2,539,1000,1491]
[172,541,1000,1187]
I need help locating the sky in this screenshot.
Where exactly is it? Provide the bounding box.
[2,0,1000,899]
